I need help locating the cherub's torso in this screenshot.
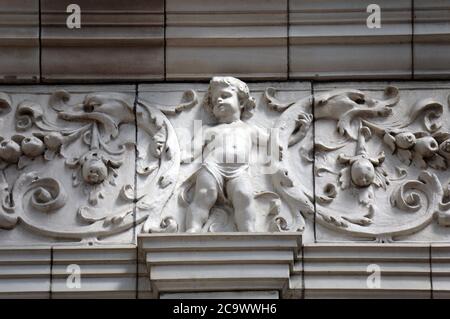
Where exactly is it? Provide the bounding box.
[203,120,254,165]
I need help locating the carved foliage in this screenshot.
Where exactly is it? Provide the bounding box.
[1,81,450,244]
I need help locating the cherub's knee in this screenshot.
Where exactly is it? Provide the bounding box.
[231,188,252,208]
[194,187,217,207]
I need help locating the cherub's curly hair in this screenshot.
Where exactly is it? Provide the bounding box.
[203,76,256,120]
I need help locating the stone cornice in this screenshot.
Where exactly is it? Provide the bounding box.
[3,240,450,298]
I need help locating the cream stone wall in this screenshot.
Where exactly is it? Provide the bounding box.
[0,0,449,299]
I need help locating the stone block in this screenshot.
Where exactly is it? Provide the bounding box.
[138,233,301,295]
[303,244,431,298]
[41,0,164,81]
[136,80,313,240]
[166,0,288,80]
[289,0,412,79]
[0,247,51,298]
[51,245,137,298]
[0,0,39,82]
[413,0,450,78]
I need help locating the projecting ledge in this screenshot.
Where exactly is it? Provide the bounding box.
[137,233,302,299]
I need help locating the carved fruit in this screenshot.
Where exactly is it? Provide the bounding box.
[21,136,45,157]
[0,140,22,163]
[82,158,108,184]
[44,132,64,151]
[350,159,375,187]
[395,132,416,149]
[414,136,438,158]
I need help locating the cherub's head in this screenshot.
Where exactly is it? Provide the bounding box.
[350,158,375,187]
[203,76,256,122]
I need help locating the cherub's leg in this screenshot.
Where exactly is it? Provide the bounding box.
[226,174,257,232]
[186,168,218,233]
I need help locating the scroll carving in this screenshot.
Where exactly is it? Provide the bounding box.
[1,80,450,244]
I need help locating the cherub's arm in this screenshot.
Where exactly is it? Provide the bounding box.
[180,125,208,163]
[252,125,270,147]
[252,124,285,161]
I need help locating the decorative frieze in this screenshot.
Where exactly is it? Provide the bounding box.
[0,85,136,245]
[313,81,450,243]
[0,79,450,245]
[136,80,314,240]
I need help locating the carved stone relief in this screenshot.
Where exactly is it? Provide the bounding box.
[313,82,450,242]
[1,80,450,245]
[0,86,136,245]
[136,80,315,242]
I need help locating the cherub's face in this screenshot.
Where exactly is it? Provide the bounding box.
[81,156,108,185]
[351,159,375,187]
[211,86,241,120]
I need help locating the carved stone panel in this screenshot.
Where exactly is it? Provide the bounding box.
[314,82,450,242]
[136,80,314,241]
[0,85,136,245]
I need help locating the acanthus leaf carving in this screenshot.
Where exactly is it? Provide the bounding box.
[1,80,450,244]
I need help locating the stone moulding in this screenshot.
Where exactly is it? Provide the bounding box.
[414,0,450,79]
[303,243,431,298]
[165,0,288,80]
[137,233,302,298]
[0,246,51,298]
[51,245,138,299]
[0,0,39,83]
[3,241,450,299]
[41,0,164,81]
[289,0,412,79]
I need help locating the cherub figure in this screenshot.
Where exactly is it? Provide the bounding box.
[181,77,272,233]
